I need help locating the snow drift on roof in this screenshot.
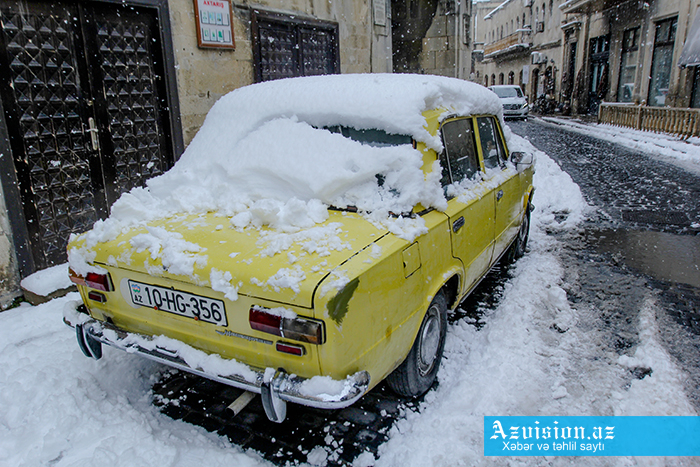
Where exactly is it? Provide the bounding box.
[181,73,501,157]
[71,74,501,265]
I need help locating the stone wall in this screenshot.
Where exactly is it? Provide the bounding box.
[0,187,19,309]
[169,0,389,146]
[168,0,255,145]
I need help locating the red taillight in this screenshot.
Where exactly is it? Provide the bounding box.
[69,268,113,292]
[249,307,325,345]
[249,308,283,336]
[85,272,114,292]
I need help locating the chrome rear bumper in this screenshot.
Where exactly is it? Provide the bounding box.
[64,304,370,422]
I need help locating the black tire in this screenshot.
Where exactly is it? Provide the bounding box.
[505,206,530,264]
[386,292,447,397]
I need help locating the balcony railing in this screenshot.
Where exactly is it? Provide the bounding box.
[598,103,700,138]
[483,32,530,58]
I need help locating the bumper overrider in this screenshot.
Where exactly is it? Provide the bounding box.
[63,301,370,423]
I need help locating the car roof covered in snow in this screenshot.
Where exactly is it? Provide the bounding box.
[181,73,502,161]
[68,74,503,273]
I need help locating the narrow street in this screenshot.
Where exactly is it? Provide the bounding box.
[0,0,697,462]
[511,118,700,408]
[509,119,700,231]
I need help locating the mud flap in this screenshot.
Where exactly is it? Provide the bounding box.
[261,369,288,423]
[76,323,102,360]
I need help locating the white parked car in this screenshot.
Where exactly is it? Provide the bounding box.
[489,85,529,120]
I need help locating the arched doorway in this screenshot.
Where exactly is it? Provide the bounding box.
[588,34,610,114]
[532,68,541,100]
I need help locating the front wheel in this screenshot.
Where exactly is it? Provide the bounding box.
[386,292,447,397]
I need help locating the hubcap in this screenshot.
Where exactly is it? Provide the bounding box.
[418,306,441,375]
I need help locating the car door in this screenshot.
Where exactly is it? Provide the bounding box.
[438,117,495,295]
[476,116,522,261]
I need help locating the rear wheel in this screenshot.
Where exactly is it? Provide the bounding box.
[505,206,530,263]
[386,292,447,397]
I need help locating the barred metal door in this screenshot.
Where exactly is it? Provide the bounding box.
[0,1,172,269]
[82,4,169,203]
[300,27,334,76]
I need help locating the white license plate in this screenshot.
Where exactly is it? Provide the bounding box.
[127,280,228,327]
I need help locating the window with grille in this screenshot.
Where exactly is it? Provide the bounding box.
[251,10,339,83]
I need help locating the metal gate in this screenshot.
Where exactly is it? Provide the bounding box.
[0,0,175,270]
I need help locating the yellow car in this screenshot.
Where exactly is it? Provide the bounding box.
[64,74,534,423]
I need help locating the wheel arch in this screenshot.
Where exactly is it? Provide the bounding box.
[383,265,461,376]
[441,273,461,310]
[524,186,535,213]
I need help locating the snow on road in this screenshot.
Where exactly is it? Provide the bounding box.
[375,136,697,467]
[0,135,695,467]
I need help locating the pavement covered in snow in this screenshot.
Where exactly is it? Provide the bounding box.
[5,90,700,466]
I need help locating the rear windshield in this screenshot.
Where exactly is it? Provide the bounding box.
[491,87,523,98]
[324,125,413,147]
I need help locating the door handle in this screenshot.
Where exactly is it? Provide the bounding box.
[496,190,504,201]
[87,117,99,151]
[452,216,465,233]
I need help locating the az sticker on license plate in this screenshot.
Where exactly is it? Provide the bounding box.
[127,280,227,327]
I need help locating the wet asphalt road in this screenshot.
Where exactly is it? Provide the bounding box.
[509,118,700,231]
[152,118,700,465]
[510,118,700,407]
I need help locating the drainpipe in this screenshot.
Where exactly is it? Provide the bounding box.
[455,1,461,78]
[580,11,592,114]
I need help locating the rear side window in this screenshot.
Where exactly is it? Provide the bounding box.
[477,117,507,169]
[324,125,412,147]
[440,118,479,186]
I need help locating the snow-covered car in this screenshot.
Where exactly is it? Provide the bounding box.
[489,85,529,119]
[64,74,534,422]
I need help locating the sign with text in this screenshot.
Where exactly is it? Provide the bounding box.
[484,416,700,456]
[373,0,386,26]
[194,0,235,49]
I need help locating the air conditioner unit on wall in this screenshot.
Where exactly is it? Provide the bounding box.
[535,21,544,32]
[531,52,548,64]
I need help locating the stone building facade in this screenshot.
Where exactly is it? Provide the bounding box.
[0,0,394,306]
[472,0,564,109]
[173,0,394,143]
[392,0,472,77]
[472,0,700,114]
[560,0,699,113]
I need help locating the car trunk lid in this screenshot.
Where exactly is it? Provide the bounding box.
[86,211,388,308]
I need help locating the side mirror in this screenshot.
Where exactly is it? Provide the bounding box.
[510,151,533,168]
